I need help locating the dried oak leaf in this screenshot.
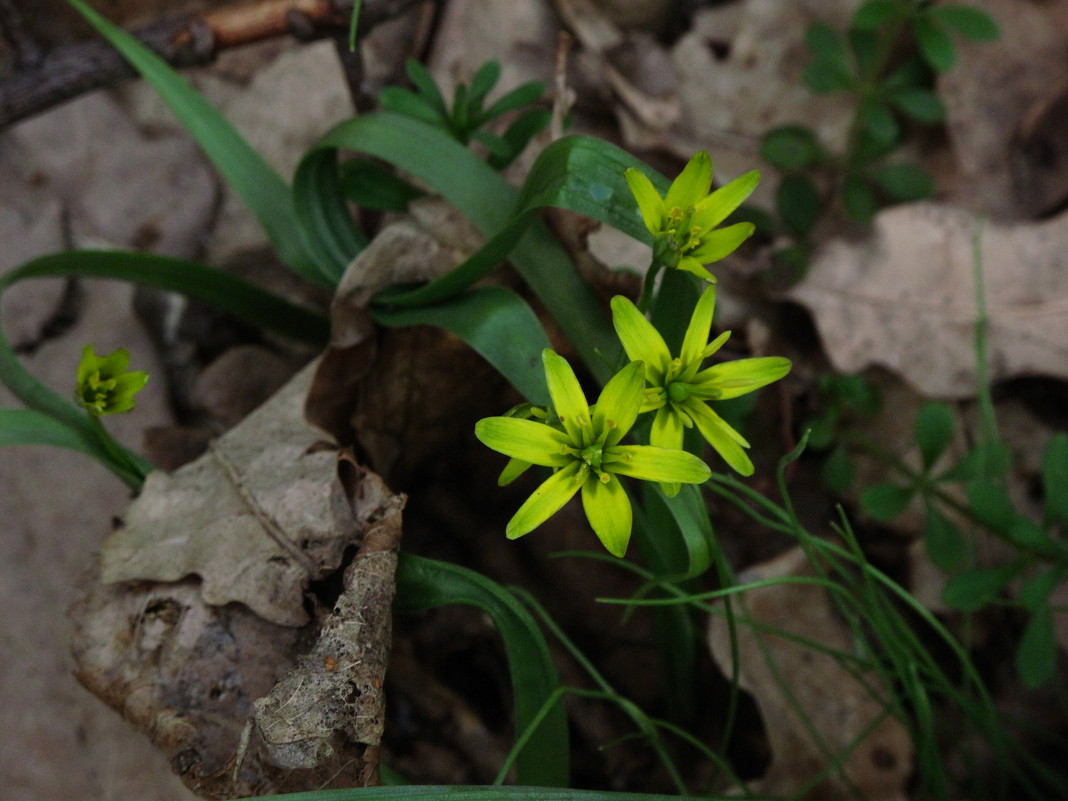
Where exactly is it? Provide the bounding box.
[100,363,358,627]
[788,203,1068,398]
[72,362,406,798]
[707,547,913,801]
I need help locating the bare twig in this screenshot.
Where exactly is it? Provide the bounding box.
[0,0,424,130]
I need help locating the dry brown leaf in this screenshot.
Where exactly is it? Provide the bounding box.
[787,203,1068,398]
[72,363,406,798]
[939,0,1068,217]
[707,547,912,801]
[101,363,362,627]
[251,490,402,776]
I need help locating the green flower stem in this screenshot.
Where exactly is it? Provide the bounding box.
[87,415,153,488]
[636,258,669,314]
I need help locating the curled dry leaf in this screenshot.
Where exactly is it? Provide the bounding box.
[100,364,359,627]
[71,363,406,797]
[788,203,1068,398]
[307,198,508,483]
[707,547,912,801]
[251,491,403,776]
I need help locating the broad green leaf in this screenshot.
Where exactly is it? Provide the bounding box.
[923,503,967,571]
[394,554,569,786]
[859,99,900,147]
[849,28,881,79]
[65,0,320,282]
[760,125,823,170]
[842,175,880,223]
[889,88,946,123]
[928,5,1000,41]
[966,478,1016,533]
[822,444,855,493]
[468,60,501,110]
[776,174,823,236]
[806,22,847,64]
[373,287,552,406]
[1008,518,1053,552]
[1017,568,1060,610]
[942,564,1017,611]
[872,162,935,201]
[1016,605,1056,689]
[915,402,955,470]
[914,17,957,72]
[853,0,903,29]
[1042,433,1068,527]
[860,483,914,521]
[803,57,855,93]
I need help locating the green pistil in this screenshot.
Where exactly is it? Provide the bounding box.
[667,381,692,403]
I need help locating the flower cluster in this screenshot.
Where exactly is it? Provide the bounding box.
[75,345,148,416]
[625,151,759,282]
[475,152,791,556]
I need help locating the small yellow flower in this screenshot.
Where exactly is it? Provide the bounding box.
[475,350,711,556]
[75,345,148,416]
[611,286,791,488]
[625,151,759,282]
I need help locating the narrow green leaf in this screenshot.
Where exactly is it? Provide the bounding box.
[0,409,98,455]
[405,59,449,116]
[928,5,1000,41]
[915,402,955,470]
[482,81,547,122]
[65,0,320,282]
[860,482,914,521]
[394,554,569,787]
[1016,605,1057,689]
[339,160,425,211]
[468,60,502,110]
[6,251,329,346]
[942,564,1017,611]
[295,114,645,383]
[377,87,445,125]
[373,287,552,406]
[1042,433,1068,527]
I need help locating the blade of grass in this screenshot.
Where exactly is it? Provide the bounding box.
[373,286,551,406]
[65,0,325,284]
[394,554,569,787]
